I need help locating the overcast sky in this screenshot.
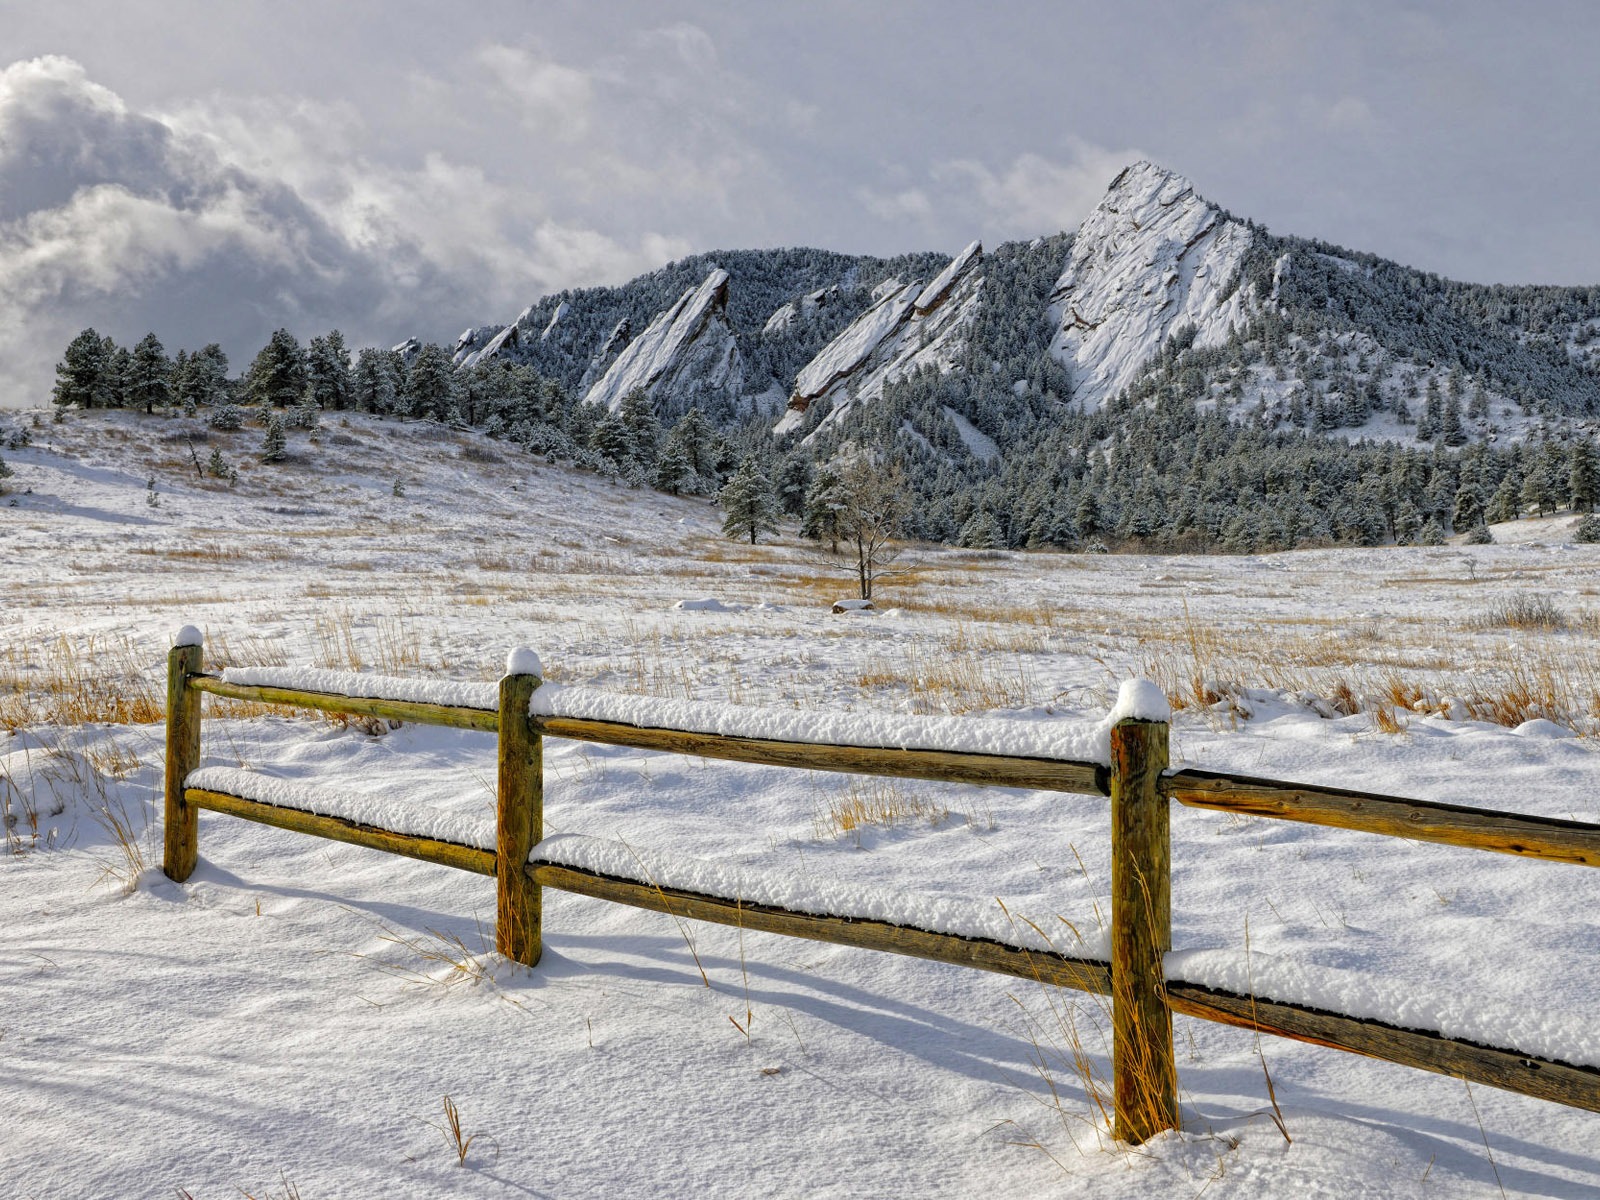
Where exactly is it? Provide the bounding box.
[1,0,1596,406]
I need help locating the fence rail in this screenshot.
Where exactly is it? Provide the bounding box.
[164,639,1600,1143]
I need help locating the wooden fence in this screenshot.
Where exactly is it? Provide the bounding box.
[162,636,1600,1145]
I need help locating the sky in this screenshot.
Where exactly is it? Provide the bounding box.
[1,0,1597,407]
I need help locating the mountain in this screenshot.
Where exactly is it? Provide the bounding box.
[437,159,1600,455]
[382,160,1600,552]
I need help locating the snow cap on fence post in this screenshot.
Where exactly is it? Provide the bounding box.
[174,624,204,649]
[505,647,543,679]
[1109,678,1170,724]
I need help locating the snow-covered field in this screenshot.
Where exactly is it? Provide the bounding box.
[4,408,1600,1198]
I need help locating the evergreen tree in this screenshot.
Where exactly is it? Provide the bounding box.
[52,328,110,409]
[209,403,245,431]
[1486,474,1522,523]
[260,413,287,463]
[307,331,352,411]
[618,388,661,468]
[718,456,780,544]
[105,343,132,408]
[0,448,12,494]
[652,440,695,495]
[1568,440,1599,512]
[183,344,230,410]
[588,412,631,467]
[1452,480,1484,531]
[957,509,1001,548]
[289,387,321,431]
[246,329,308,408]
[403,343,458,421]
[352,347,399,414]
[662,407,719,486]
[127,332,173,414]
[800,461,845,552]
[776,450,813,517]
[1439,392,1467,446]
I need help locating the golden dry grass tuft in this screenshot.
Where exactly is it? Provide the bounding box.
[814,778,950,844]
[0,635,163,730]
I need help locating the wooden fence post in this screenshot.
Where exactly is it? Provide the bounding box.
[497,649,544,966]
[1109,712,1177,1144]
[163,626,204,882]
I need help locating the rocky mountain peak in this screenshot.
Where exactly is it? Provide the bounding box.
[1050,160,1254,411]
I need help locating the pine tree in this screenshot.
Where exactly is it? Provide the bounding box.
[260,413,287,463]
[719,456,780,545]
[289,387,320,431]
[1439,393,1467,446]
[105,343,132,409]
[957,509,1001,548]
[52,328,109,410]
[1486,474,1521,523]
[776,450,813,517]
[183,344,230,409]
[618,388,661,468]
[209,403,245,431]
[307,331,352,411]
[403,344,458,421]
[588,412,631,468]
[1452,480,1484,531]
[246,329,308,408]
[800,461,845,552]
[353,347,398,414]
[652,440,695,495]
[0,448,12,494]
[1567,440,1598,513]
[662,407,719,485]
[127,332,173,414]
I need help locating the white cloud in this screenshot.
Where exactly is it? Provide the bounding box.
[933,143,1142,237]
[476,44,594,141]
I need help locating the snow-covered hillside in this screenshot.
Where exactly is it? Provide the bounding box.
[4,408,1600,1197]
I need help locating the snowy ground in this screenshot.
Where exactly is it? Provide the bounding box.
[4,407,1600,1198]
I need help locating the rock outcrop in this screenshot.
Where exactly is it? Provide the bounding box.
[1049,161,1254,411]
[774,240,983,437]
[582,269,744,414]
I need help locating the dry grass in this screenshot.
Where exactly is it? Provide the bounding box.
[0,635,163,731]
[854,645,1037,715]
[1472,594,1569,631]
[814,778,950,844]
[1137,606,1600,737]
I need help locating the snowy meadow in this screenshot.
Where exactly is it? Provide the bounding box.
[4,408,1600,1198]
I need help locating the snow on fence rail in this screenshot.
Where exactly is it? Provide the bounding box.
[161,632,1600,1144]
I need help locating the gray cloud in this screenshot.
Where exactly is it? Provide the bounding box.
[0,55,689,405]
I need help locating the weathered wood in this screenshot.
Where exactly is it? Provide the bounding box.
[188,675,499,732]
[1109,717,1177,1145]
[497,671,543,966]
[1165,981,1600,1115]
[532,715,1110,796]
[163,641,205,882]
[527,861,1112,994]
[185,787,496,875]
[1165,768,1600,867]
